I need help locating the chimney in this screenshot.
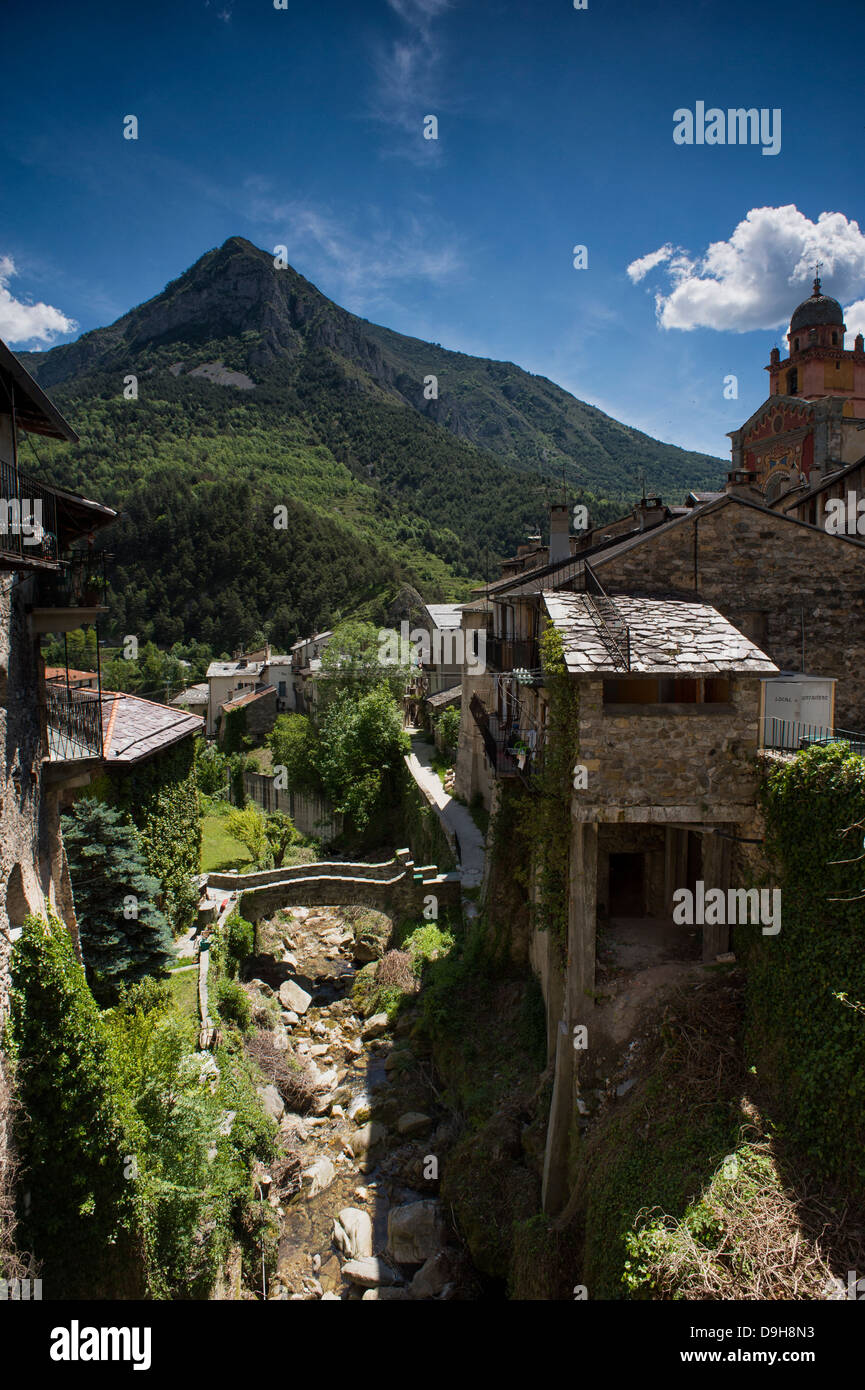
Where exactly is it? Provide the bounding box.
[633,495,666,530]
[549,504,570,564]
[725,468,761,499]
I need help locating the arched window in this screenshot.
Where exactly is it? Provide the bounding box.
[787,368,798,396]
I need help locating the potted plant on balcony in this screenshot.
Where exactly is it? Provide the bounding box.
[512,738,530,770]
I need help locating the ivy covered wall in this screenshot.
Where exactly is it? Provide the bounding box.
[89,738,202,930]
[741,744,865,1196]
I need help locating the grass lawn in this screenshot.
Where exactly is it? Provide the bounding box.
[167,966,199,1022]
[200,809,254,873]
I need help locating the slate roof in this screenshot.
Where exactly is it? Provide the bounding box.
[101,692,203,763]
[542,592,778,677]
[220,686,274,712]
[170,683,209,706]
[425,684,462,708]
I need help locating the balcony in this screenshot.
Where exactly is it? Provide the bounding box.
[43,682,104,781]
[29,551,110,635]
[0,461,61,569]
[469,693,545,780]
[486,635,540,675]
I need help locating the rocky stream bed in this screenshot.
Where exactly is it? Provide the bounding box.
[237,905,481,1301]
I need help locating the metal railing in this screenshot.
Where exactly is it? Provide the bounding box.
[469,693,546,779]
[44,684,104,761]
[486,635,540,674]
[761,717,865,755]
[584,561,631,671]
[34,550,109,608]
[0,461,60,565]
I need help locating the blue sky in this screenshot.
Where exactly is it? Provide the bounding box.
[2,0,865,465]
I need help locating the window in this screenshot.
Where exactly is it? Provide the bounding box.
[794,338,800,351]
[603,676,732,707]
[787,368,798,395]
[832,332,838,345]
[278,680,287,697]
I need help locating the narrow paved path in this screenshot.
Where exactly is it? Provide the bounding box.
[405,734,486,891]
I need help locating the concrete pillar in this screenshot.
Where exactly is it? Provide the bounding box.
[701,830,732,961]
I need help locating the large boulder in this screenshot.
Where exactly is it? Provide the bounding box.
[333,1208,373,1260]
[301,1157,335,1197]
[348,1122,387,1158]
[387,1200,446,1265]
[278,979,313,1015]
[410,1251,458,1300]
[341,1257,398,1288]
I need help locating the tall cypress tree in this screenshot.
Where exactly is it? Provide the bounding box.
[62,798,174,1003]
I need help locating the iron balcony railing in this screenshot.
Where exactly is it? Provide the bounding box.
[34,550,110,608]
[469,693,546,779]
[486,635,540,674]
[0,461,60,566]
[44,684,104,761]
[760,717,865,756]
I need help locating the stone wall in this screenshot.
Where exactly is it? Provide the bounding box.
[594,499,865,730]
[0,576,76,1025]
[578,674,762,814]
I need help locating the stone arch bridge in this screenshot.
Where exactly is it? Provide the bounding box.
[205,849,461,923]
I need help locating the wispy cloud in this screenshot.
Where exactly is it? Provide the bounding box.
[369,0,452,159]
[0,256,77,345]
[627,206,865,336]
[245,187,464,305]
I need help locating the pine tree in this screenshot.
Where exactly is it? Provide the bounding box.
[62,799,174,1003]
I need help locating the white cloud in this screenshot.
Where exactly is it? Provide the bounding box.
[626,244,674,284]
[370,0,451,155]
[628,206,865,335]
[843,298,865,340]
[245,191,463,301]
[0,256,77,345]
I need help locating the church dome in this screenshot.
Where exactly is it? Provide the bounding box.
[790,275,844,333]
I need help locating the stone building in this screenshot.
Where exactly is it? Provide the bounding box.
[729,273,865,506]
[0,338,116,1022]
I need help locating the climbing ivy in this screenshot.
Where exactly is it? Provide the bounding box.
[514,624,581,951]
[221,705,249,756]
[91,740,202,930]
[740,743,865,1194]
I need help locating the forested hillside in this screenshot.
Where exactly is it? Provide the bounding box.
[19,237,725,651]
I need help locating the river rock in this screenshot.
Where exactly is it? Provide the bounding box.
[385,1048,414,1072]
[410,1251,456,1299]
[257,1084,285,1122]
[320,1291,341,1301]
[342,1257,397,1288]
[362,1012,389,1040]
[397,1111,433,1138]
[349,1122,387,1158]
[361,1286,409,1300]
[279,979,312,1015]
[347,1093,373,1125]
[387,1201,445,1265]
[301,1156,335,1197]
[333,1208,373,1259]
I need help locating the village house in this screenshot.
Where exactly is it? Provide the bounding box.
[454,278,865,1212]
[205,643,294,737]
[0,337,116,1019]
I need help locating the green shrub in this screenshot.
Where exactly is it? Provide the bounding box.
[216,978,252,1031]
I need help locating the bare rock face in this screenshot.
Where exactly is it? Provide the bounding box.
[387,1201,446,1265]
